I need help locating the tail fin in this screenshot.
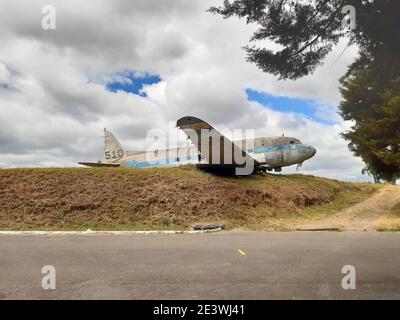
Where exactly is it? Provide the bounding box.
[104,129,125,163]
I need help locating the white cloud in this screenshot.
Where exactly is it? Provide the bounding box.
[0,0,370,181]
[0,63,11,84]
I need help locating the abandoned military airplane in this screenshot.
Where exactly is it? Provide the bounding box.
[79,116,316,175]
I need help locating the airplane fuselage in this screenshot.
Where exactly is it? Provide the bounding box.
[117,136,316,172]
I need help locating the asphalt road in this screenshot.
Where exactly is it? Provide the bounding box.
[0,231,399,299]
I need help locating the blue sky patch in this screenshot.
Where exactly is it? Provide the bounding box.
[106,71,161,97]
[246,89,338,125]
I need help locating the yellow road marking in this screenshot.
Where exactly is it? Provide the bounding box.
[238,249,246,256]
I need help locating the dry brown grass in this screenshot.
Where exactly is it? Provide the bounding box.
[374,201,400,231]
[0,166,378,230]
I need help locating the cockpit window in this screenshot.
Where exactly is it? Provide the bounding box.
[290,139,301,144]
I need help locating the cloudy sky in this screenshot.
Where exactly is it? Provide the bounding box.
[0,0,370,181]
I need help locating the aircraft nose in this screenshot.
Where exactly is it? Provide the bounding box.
[303,145,316,158]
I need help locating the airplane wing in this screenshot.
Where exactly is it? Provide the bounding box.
[176,116,258,173]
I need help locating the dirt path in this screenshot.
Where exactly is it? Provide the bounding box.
[296,184,400,231]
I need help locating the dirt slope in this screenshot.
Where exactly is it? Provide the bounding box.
[0,166,378,230]
[296,184,400,231]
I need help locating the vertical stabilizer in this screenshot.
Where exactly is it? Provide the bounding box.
[104,129,125,163]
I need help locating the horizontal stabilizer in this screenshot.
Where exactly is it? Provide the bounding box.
[78,162,120,168]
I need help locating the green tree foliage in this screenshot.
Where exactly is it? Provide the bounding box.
[339,57,400,183]
[209,0,400,182]
[208,0,400,80]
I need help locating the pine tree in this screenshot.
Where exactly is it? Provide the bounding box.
[339,57,400,183]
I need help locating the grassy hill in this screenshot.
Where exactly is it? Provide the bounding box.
[0,166,379,231]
